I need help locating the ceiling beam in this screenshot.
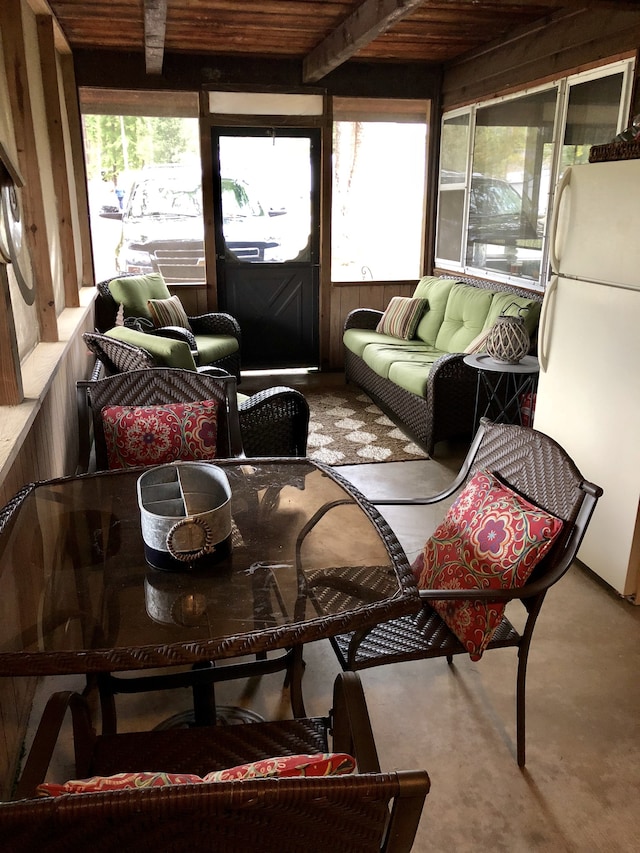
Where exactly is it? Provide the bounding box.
[303,0,426,83]
[144,0,167,75]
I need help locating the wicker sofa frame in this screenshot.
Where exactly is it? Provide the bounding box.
[344,276,543,456]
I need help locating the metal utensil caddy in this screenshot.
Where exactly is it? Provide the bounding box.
[137,462,232,571]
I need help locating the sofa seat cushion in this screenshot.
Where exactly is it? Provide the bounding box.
[387,358,444,397]
[193,334,240,364]
[108,273,171,321]
[481,291,542,337]
[414,277,459,346]
[362,341,440,380]
[105,326,197,370]
[343,328,410,358]
[434,283,494,353]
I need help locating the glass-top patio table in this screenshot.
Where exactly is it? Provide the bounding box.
[0,459,419,724]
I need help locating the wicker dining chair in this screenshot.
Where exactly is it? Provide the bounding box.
[77,366,244,472]
[7,673,430,853]
[315,419,602,767]
[74,368,306,731]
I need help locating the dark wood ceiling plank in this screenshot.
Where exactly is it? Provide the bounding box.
[144,0,167,74]
[303,0,427,83]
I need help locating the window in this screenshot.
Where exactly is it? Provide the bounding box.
[81,97,203,285]
[332,99,429,282]
[435,60,633,288]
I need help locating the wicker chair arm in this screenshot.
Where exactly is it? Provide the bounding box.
[83,332,156,376]
[150,325,198,351]
[330,671,381,773]
[189,312,242,340]
[343,308,383,331]
[239,386,310,457]
[14,690,95,799]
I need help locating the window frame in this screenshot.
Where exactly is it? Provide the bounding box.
[330,97,431,285]
[435,58,635,291]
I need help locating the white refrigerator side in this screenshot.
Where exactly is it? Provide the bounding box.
[550,160,640,289]
[534,273,640,598]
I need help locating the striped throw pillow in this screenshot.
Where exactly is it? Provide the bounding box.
[376,297,428,340]
[147,295,192,331]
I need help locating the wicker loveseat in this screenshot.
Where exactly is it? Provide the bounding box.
[343,275,543,455]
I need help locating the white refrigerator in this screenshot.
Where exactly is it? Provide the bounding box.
[534,159,640,600]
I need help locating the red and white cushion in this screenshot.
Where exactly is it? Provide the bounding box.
[101,400,219,469]
[36,753,356,796]
[411,470,563,660]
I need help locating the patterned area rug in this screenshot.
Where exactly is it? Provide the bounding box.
[305,385,428,465]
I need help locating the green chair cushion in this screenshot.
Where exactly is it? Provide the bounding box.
[105,326,197,370]
[108,274,172,321]
[194,335,240,364]
[434,283,494,353]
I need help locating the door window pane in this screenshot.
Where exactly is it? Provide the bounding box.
[332,120,427,282]
[218,135,312,263]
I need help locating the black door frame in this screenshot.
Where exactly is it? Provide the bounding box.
[209,125,321,369]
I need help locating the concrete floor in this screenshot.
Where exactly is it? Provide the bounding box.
[23,377,640,851]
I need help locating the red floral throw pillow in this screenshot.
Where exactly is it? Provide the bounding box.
[101,400,219,469]
[411,470,563,661]
[36,754,356,797]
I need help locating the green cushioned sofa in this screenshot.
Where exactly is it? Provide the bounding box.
[343,275,543,455]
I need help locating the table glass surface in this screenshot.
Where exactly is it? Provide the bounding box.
[0,460,417,675]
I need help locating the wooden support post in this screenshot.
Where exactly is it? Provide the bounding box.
[1,0,58,342]
[0,266,23,404]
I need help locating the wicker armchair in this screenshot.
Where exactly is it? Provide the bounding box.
[80,341,310,460]
[322,419,602,767]
[95,274,242,379]
[7,673,430,853]
[77,368,244,472]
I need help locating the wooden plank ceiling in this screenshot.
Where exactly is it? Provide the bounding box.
[45,1,629,82]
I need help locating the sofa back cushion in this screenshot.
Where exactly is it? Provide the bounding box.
[434,283,494,353]
[481,291,542,337]
[413,277,459,346]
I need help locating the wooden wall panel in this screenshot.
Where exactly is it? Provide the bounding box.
[0,319,94,800]
[442,8,640,109]
[327,280,415,369]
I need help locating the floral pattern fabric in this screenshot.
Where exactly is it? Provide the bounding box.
[101,400,219,469]
[36,754,356,797]
[411,470,563,660]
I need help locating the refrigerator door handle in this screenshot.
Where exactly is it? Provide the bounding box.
[538,275,558,373]
[550,167,572,274]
